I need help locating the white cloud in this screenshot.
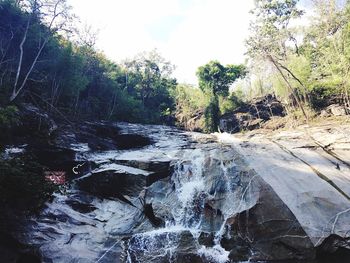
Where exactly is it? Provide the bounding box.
[69,0,255,84]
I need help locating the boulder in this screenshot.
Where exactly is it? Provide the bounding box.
[115,159,173,186]
[223,176,315,262]
[18,104,58,137]
[316,235,350,263]
[216,127,350,262]
[220,94,285,133]
[126,230,203,263]
[76,163,150,199]
[53,122,152,151]
[325,104,348,116]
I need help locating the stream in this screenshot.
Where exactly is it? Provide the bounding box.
[12,122,350,262]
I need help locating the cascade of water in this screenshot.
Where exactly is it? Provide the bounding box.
[171,149,207,228]
[126,147,241,263]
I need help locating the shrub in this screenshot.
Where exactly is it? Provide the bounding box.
[0,156,57,213]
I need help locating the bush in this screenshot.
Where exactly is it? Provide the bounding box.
[0,156,57,213]
[0,106,20,143]
[309,86,339,110]
[204,96,220,133]
[0,105,19,128]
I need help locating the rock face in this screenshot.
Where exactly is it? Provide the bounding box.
[4,121,350,263]
[220,94,285,133]
[223,175,315,262]
[217,122,350,262]
[321,104,349,117]
[176,109,205,132]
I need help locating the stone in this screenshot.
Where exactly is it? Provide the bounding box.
[316,235,350,263]
[224,176,315,262]
[64,200,97,214]
[76,168,147,199]
[219,94,286,133]
[327,104,348,116]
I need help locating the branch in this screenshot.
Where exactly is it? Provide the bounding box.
[13,16,30,92]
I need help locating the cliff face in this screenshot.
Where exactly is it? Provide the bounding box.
[1,105,350,262]
[216,121,350,261]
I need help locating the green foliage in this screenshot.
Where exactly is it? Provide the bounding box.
[0,2,177,124]
[0,156,57,212]
[196,60,246,132]
[173,84,209,130]
[219,92,244,114]
[0,106,19,127]
[196,60,245,96]
[0,106,20,142]
[204,96,220,133]
[245,0,350,114]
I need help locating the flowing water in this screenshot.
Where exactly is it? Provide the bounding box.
[124,142,255,262]
[20,123,260,263]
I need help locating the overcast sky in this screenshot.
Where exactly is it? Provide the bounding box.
[69,0,314,85]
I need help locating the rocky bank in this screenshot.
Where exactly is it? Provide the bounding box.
[0,105,350,263]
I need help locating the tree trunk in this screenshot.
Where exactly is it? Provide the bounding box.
[278,63,310,105]
[12,17,30,100]
[268,55,308,121]
[10,38,49,102]
[108,89,118,120]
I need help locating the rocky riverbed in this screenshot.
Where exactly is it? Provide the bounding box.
[1,118,350,263]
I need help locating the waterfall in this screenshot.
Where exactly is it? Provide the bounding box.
[126,147,240,263]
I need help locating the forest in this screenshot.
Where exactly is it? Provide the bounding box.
[1,1,350,262]
[0,0,242,132]
[1,0,349,135]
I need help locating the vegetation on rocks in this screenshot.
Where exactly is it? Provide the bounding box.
[0,156,56,213]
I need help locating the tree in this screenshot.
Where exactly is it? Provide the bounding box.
[246,0,309,120]
[123,50,177,122]
[197,60,245,97]
[303,0,350,111]
[10,0,73,102]
[196,60,246,132]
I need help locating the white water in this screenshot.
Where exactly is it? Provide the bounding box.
[126,147,240,263]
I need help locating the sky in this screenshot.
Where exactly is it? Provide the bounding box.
[69,0,256,84]
[68,0,318,85]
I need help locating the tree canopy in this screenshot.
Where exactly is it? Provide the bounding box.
[197,60,245,96]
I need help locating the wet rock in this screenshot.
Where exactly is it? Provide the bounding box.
[316,235,350,263]
[223,176,315,262]
[27,145,78,177]
[144,203,164,227]
[52,121,152,151]
[198,232,215,247]
[64,200,97,214]
[76,122,152,151]
[126,230,203,263]
[115,134,152,149]
[116,160,173,186]
[76,163,149,199]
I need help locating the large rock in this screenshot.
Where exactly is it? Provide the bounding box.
[325,104,348,116]
[76,163,151,199]
[220,94,285,133]
[115,159,173,186]
[76,159,173,200]
[125,230,203,263]
[222,175,315,262]
[53,122,152,151]
[216,124,350,262]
